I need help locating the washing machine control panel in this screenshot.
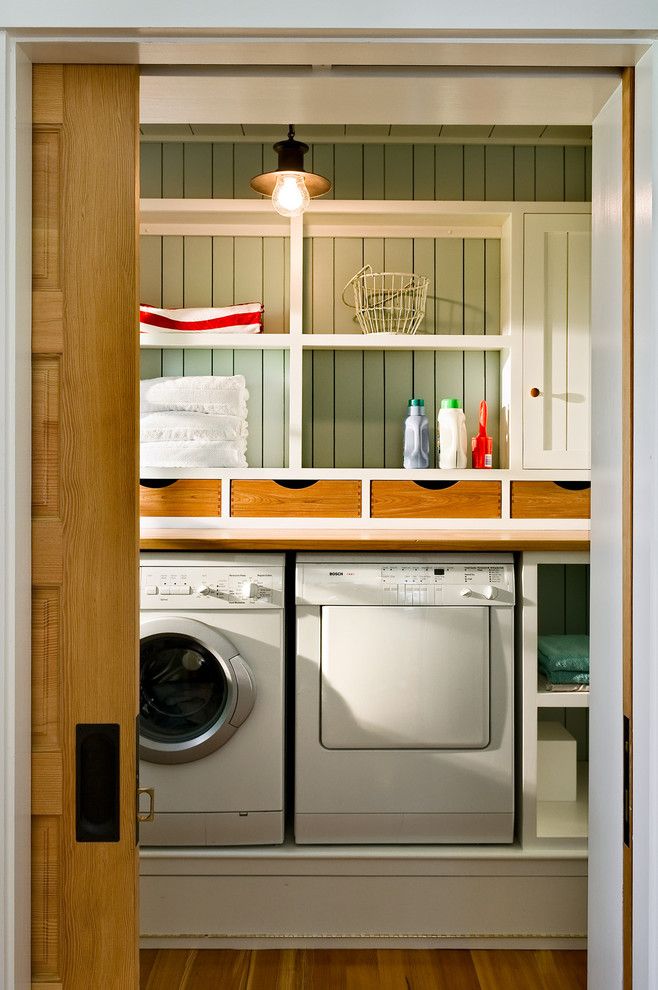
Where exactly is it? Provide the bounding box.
[297,560,514,606]
[140,566,283,608]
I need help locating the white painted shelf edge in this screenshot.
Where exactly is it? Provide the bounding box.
[138,467,591,481]
[139,331,514,350]
[537,690,590,709]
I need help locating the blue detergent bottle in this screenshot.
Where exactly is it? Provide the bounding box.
[403,398,430,469]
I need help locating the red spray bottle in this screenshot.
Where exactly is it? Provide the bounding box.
[471,400,493,469]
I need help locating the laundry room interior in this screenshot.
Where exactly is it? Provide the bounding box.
[30,55,631,989]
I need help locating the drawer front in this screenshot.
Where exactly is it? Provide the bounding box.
[371,481,501,519]
[511,481,590,519]
[139,480,221,517]
[231,480,362,518]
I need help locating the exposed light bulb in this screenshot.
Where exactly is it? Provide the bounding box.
[271,172,310,218]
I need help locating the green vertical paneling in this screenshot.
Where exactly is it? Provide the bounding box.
[162,143,184,198]
[538,565,566,635]
[485,239,501,334]
[183,349,213,376]
[262,141,278,176]
[384,145,414,200]
[363,145,384,200]
[363,352,385,468]
[140,351,162,380]
[513,146,535,200]
[585,146,592,200]
[140,236,162,306]
[262,350,286,467]
[565,146,586,201]
[384,351,413,468]
[211,350,235,377]
[536,146,565,201]
[435,239,463,334]
[363,237,385,273]
[234,144,263,199]
[311,146,335,199]
[140,143,162,198]
[212,143,234,198]
[234,238,263,304]
[333,351,364,468]
[184,144,212,198]
[162,237,184,306]
[303,238,313,331]
[485,146,514,201]
[413,352,437,466]
[413,145,435,200]
[334,144,363,199]
[212,237,234,306]
[464,239,485,335]
[312,350,335,466]
[334,238,363,333]
[184,236,212,305]
[311,239,335,332]
[435,145,463,199]
[565,565,590,633]
[485,352,501,468]
[435,351,464,414]
[234,350,263,467]
[302,350,313,466]
[162,349,184,376]
[463,146,485,200]
[263,237,287,332]
[413,239,435,334]
[384,238,413,274]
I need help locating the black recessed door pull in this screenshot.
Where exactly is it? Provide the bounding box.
[76,723,120,843]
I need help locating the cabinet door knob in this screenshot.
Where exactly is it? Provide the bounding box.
[530,387,541,398]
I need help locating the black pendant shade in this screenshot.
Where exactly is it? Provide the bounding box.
[250,125,331,198]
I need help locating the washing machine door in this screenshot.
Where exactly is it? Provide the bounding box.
[139,616,255,765]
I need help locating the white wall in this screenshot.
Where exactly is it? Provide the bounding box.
[1,0,657,30]
[589,85,624,990]
[632,46,658,990]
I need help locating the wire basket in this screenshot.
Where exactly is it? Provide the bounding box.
[342,265,429,335]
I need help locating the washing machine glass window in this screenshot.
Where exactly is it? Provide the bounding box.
[139,615,256,766]
[140,633,229,745]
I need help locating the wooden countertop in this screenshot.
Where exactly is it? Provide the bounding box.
[140,528,590,552]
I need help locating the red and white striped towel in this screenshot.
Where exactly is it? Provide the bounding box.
[140,303,263,334]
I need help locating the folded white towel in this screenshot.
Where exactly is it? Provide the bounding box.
[141,439,247,469]
[141,377,248,417]
[140,411,248,443]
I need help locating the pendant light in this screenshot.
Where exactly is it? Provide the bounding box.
[250,125,331,218]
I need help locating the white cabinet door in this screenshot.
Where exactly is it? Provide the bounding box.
[523,213,591,469]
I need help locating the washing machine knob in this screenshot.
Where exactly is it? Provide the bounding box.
[460,587,473,598]
[484,585,498,600]
[241,581,256,599]
[196,584,210,595]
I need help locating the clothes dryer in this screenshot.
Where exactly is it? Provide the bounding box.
[139,553,284,846]
[295,554,515,844]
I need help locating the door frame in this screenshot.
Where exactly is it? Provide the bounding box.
[2,28,656,990]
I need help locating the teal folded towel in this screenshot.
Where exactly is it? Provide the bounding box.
[538,662,590,686]
[538,634,590,675]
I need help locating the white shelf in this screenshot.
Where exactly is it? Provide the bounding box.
[138,467,591,482]
[537,689,589,709]
[302,333,512,351]
[139,332,291,349]
[537,762,589,841]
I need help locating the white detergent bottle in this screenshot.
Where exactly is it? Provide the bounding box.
[403,398,430,469]
[438,398,468,469]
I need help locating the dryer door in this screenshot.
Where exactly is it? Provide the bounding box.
[139,616,255,765]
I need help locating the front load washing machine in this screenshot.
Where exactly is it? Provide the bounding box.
[295,554,515,844]
[139,553,285,846]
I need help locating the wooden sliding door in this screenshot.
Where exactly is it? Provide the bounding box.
[31,65,140,987]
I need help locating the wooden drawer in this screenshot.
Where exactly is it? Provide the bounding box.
[139,480,221,517]
[511,481,590,519]
[371,480,501,519]
[231,480,362,518]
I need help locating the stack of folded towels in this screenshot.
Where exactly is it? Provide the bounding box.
[140,375,249,469]
[538,634,590,692]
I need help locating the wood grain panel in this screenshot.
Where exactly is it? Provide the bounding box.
[139,480,220,517]
[32,588,60,748]
[32,291,64,352]
[32,357,60,517]
[511,482,590,519]
[31,816,61,981]
[371,480,502,519]
[32,66,63,125]
[32,519,63,585]
[231,480,362,518]
[31,752,63,817]
[140,527,590,552]
[32,129,61,289]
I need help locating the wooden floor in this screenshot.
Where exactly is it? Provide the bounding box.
[140,949,587,989]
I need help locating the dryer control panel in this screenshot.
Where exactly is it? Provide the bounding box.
[140,565,284,609]
[297,558,514,606]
